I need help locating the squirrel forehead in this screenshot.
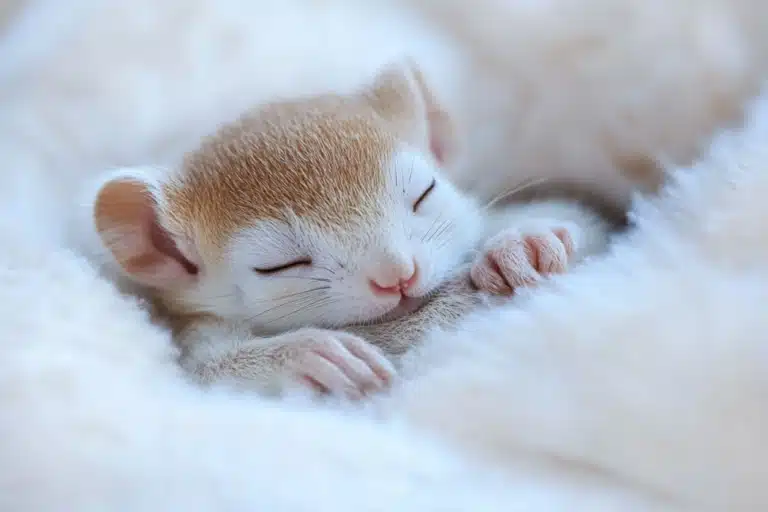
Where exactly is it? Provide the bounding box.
[164,97,396,248]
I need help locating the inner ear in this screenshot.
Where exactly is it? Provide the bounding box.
[364,59,457,167]
[94,176,199,290]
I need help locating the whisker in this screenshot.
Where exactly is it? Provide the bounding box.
[326,251,346,270]
[247,296,319,323]
[264,296,339,326]
[268,276,331,283]
[302,299,346,325]
[245,287,330,320]
[313,265,336,276]
[273,286,330,301]
[435,219,454,241]
[303,297,344,318]
[483,176,554,210]
[247,286,331,304]
[421,213,443,243]
[427,219,453,243]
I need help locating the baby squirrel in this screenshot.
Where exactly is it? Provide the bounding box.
[89,62,611,399]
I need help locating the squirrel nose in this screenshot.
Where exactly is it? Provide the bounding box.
[368,263,419,296]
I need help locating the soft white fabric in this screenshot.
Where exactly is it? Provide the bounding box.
[396,101,768,509]
[2,1,768,510]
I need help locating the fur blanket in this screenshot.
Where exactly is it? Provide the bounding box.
[2,1,768,510]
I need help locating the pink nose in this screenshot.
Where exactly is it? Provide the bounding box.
[369,265,419,296]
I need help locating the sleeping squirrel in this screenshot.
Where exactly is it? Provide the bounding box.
[87,61,614,399]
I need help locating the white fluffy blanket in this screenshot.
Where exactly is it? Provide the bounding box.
[2,1,768,511]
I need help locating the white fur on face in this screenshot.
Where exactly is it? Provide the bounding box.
[177,147,483,332]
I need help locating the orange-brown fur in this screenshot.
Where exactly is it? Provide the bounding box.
[164,96,395,253]
[161,62,442,257]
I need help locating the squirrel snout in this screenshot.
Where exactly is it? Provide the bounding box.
[368,262,419,296]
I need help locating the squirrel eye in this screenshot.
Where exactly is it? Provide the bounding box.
[413,179,437,212]
[253,258,312,275]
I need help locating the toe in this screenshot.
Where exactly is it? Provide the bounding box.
[525,232,569,274]
[292,352,361,398]
[339,334,397,386]
[552,227,575,258]
[492,244,539,288]
[471,255,513,294]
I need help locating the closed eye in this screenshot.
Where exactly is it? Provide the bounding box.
[413,179,436,212]
[253,258,312,275]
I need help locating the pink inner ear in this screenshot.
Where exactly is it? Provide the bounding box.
[94,178,200,290]
[408,64,456,167]
[429,118,447,166]
[149,219,199,276]
[426,107,454,167]
[366,61,457,167]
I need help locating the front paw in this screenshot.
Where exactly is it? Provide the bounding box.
[470,226,575,295]
[276,328,396,399]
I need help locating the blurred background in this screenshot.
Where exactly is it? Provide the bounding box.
[1,0,767,240]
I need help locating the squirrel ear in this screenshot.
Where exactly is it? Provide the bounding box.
[93,169,199,290]
[364,59,456,167]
